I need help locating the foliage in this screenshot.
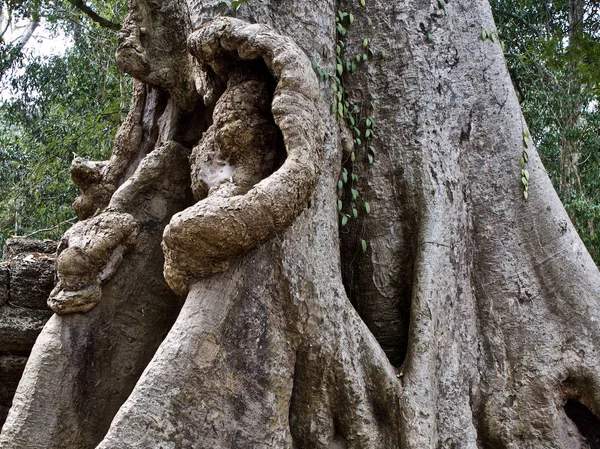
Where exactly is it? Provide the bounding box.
[492,0,600,264]
[0,0,128,251]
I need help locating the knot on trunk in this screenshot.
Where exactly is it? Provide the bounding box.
[48,211,138,314]
[162,17,323,296]
[116,0,197,111]
[70,157,113,220]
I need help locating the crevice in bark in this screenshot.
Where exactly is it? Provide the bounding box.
[564,400,600,448]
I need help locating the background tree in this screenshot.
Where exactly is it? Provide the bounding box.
[1,0,600,448]
[492,0,600,263]
[0,0,127,251]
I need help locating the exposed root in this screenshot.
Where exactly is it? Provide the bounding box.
[290,306,402,449]
[50,140,193,314]
[48,211,138,314]
[71,82,147,220]
[162,17,323,296]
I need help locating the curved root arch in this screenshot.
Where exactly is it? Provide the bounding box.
[162,17,324,296]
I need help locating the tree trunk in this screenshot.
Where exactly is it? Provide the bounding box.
[560,0,585,195]
[2,0,600,448]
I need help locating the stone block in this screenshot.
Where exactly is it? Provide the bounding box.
[2,238,57,261]
[0,306,52,353]
[0,404,9,428]
[9,254,56,310]
[0,355,27,403]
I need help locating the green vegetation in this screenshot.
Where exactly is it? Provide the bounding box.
[492,0,600,262]
[0,0,128,250]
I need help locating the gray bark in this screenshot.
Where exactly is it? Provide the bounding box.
[2,0,600,448]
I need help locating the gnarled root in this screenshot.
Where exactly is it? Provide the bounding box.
[162,17,323,296]
[71,82,146,220]
[48,211,138,314]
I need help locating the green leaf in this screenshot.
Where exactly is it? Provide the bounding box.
[365,118,372,128]
[355,138,362,145]
[349,13,354,25]
[351,188,359,200]
[491,33,496,42]
[427,34,434,43]
[523,151,529,163]
[360,0,366,6]
[381,50,388,58]
[338,180,343,190]
[342,170,348,183]
[365,129,372,139]
[523,169,529,180]
[337,64,343,76]
[351,60,357,73]
[520,157,525,168]
[338,199,343,211]
[367,17,372,25]
[363,38,370,48]
[352,173,359,182]
[352,207,358,218]
[368,154,374,164]
[438,0,446,9]
[231,0,249,10]
[311,60,318,70]
[351,151,356,162]
[482,29,488,40]
[522,177,528,186]
[523,190,528,200]
[337,44,341,55]
[354,127,361,137]
[365,202,371,214]
[369,146,376,154]
[341,215,348,226]
[361,239,367,252]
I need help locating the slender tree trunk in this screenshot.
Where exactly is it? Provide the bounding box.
[560,0,585,195]
[2,0,600,448]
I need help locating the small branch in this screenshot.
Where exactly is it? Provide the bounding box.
[15,17,40,47]
[65,0,120,31]
[15,217,77,239]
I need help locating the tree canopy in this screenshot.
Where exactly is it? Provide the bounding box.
[0,0,127,251]
[492,0,600,263]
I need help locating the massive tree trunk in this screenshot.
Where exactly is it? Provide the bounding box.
[2,0,600,448]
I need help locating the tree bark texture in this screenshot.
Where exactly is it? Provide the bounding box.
[2,0,600,448]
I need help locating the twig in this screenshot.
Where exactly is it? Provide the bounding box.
[65,0,120,31]
[15,217,77,239]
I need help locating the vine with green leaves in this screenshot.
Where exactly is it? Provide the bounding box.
[312,1,392,256]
